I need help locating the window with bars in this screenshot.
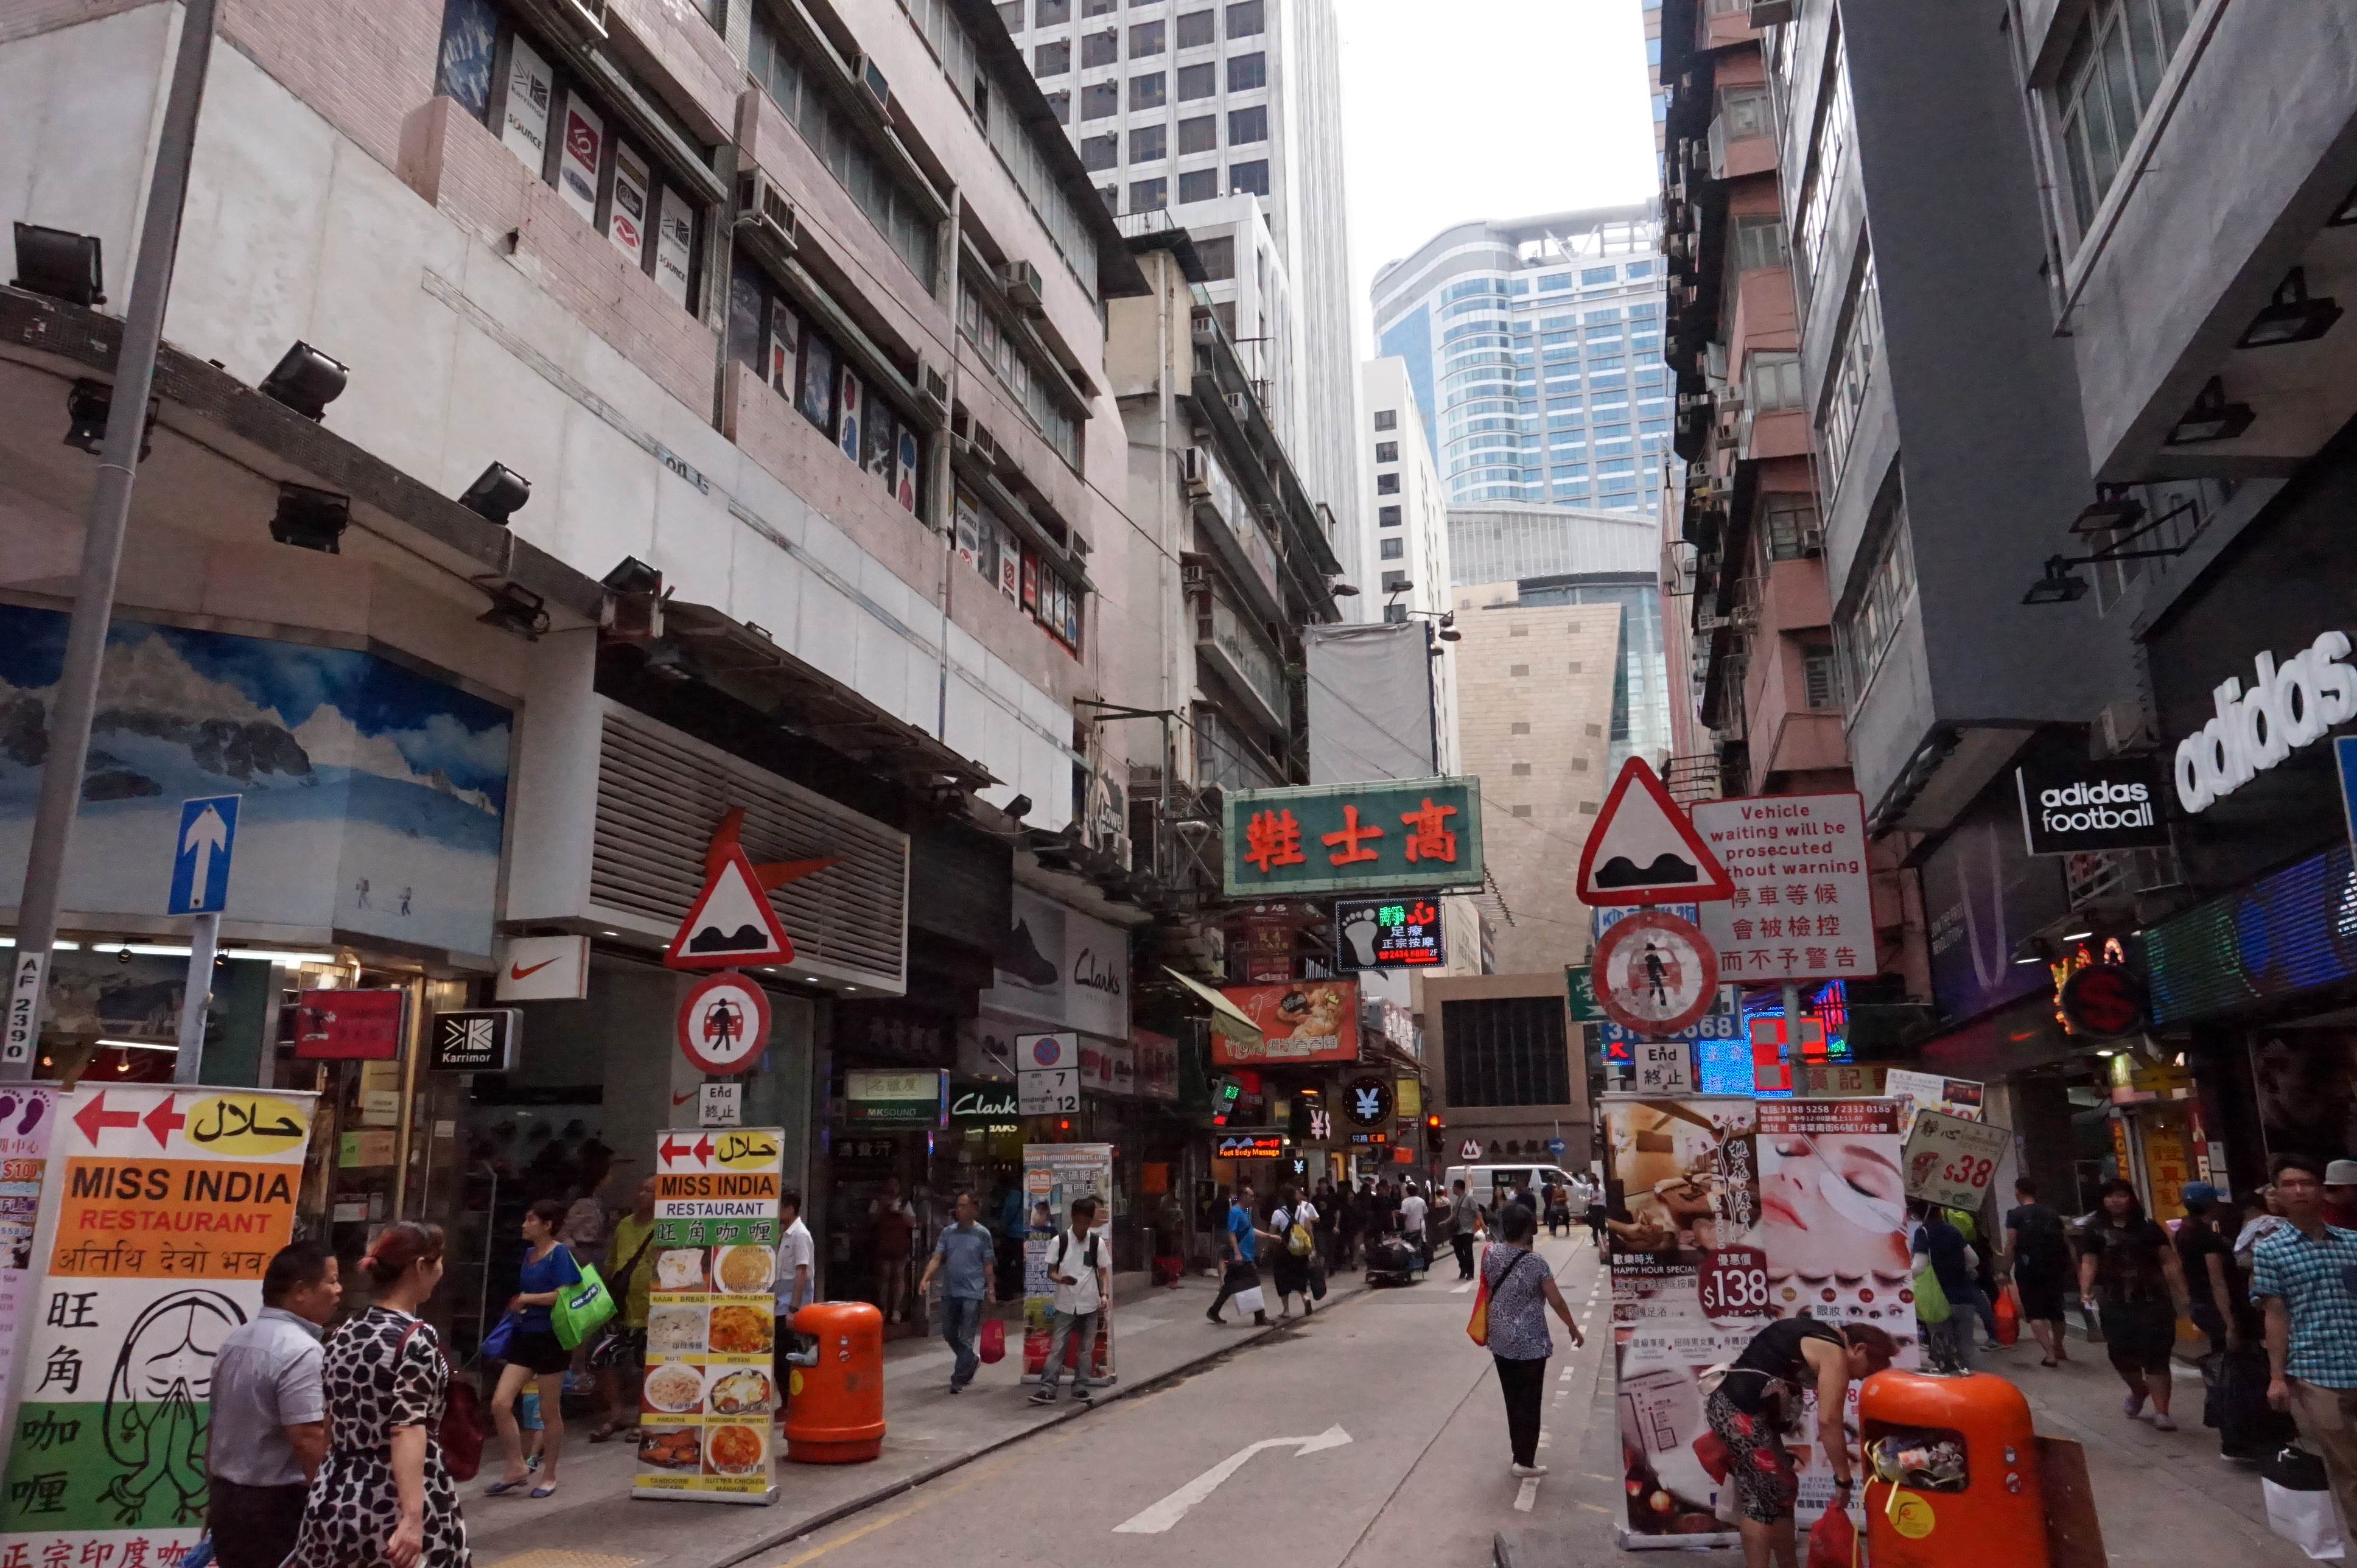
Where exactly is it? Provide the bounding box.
[2055,0,2199,237]
[1731,214,1788,274]
[1802,644,1840,710]
[1441,998,1571,1108]
[1760,494,1820,561]
[1794,35,1854,297]
[1747,350,1805,412]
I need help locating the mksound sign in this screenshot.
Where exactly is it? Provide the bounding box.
[2172,632,2357,813]
[2014,755,2171,857]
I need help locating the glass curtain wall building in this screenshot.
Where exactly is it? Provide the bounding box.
[1371,206,1669,515]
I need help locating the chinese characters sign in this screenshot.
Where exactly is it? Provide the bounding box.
[1334,897,1446,970]
[1691,793,1875,980]
[1224,779,1485,897]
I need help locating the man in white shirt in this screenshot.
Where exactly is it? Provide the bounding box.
[1401,1183,1430,1261]
[208,1242,337,1568]
[1031,1195,1108,1405]
[774,1189,815,1425]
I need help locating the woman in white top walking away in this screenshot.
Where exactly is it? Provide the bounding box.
[1270,1183,1319,1318]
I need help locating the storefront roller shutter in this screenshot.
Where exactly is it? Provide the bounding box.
[590,701,909,992]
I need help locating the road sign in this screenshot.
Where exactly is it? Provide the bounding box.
[664,844,795,969]
[1692,791,1874,981]
[1576,758,1734,906]
[1903,1108,2012,1211]
[1590,909,1717,1035]
[1546,1136,1568,1157]
[1459,1138,1483,1161]
[1018,1031,1076,1070]
[676,970,771,1074]
[168,794,240,914]
[496,934,590,1000]
[428,1008,519,1071]
[1633,1039,1694,1095]
[1018,1068,1079,1115]
[698,1081,742,1127]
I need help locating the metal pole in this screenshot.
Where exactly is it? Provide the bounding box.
[4,0,217,1081]
[172,912,217,1085]
[1781,979,1801,1090]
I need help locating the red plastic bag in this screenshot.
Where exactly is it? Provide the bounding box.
[1994,1284,2021,1346]
[979,1317,1006,1363]
[1805,1503,1857,1568]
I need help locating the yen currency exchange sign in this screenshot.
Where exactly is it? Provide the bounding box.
[169,794,241,914]
[1692,791,1875,981]
[677,971,771,1074]
[1591,910,1717,1035]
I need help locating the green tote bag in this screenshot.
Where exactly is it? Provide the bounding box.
[552,1261,618,1349]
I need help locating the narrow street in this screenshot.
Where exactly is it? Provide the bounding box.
[738,1236,1604,1568]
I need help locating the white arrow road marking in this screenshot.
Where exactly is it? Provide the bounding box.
[1451,1281,1476,1294]
[182,805,228,908]
[1515,1477,1540,1512]
[1112,1426,1352,1533]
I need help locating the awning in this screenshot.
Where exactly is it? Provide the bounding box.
[1162,967,1264,1048]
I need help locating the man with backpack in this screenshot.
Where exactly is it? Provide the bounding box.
[1032,1194,1108,1404]
[1270,1183,1319,1318]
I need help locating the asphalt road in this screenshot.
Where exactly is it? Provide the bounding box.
[741,1233,1610,1568]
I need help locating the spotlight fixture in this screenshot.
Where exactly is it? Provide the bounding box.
[269,483,351,553]
[2068,483,2145,536]
[1329,581,1360,597]
[11,222,104,306]
[601,556,666,642]
[458,461,531,524]
[2237,268,2342,349]
[1437,628,1463,642]
[640,642,695,683]
[1003,794,1034,820]
[603,556,663,595]
[2164,377,2255,446]
[476,581,550,641]
[258,341,349,421]
[2020,556,2089,606]
[63,380,154,458]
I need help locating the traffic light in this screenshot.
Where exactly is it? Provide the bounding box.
[1210,1075,1242,1127]
[1424,1113,1445,1153]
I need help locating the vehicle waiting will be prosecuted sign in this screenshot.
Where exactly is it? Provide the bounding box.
[1692,793,1875,981]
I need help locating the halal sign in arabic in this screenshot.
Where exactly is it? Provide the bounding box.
[1334,897,1446,970]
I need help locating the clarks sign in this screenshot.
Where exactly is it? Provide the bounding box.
[2014,755,2170,857]
[2173,632,2357,813]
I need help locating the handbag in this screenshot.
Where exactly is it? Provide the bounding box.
[1309,1255,1328,1301]
[478,1311,519,1363]
[551,1261,617,1350]
[979,1317,1006,1364]
[1466,1248,1530,1347]
[396,1318,488,1482]
[2263,1444,2345,1558]
[1992,1283,2020,1345]
[1911,1258,1952,1326]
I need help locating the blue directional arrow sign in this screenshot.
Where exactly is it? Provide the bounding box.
[169,795,240,914]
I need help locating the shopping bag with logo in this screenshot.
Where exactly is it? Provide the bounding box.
[551,1262,618,1350]
[2263,1443,2348,1559]
[979,1317,1006,1364]
[1910,1258,1952,1325]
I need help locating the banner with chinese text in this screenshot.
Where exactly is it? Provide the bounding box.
[1224,779,1484,897]
[0,1085,316,1567]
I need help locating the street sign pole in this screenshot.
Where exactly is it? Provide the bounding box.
[173,911,217,1085]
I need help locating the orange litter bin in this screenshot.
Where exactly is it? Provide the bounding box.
[1858,1368,2047,1568]
[783,1301,886,1463]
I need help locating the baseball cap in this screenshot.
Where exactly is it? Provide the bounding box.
[2325,1160,2357,1186]
[2179,1180,2219,1207]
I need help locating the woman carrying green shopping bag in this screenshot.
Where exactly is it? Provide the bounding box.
[485,1200,598,1499]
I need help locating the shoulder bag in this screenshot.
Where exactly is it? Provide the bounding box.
[395,1317,487,1481]
[1466,1248,1531,1347]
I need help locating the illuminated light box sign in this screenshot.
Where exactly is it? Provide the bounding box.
[1214,1132,1284,1159]
[1225,778,1484,897]
[1334,897,1446,970]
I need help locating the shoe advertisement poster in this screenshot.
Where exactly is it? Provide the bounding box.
[0,1085,315,1566]
[640,1127,784,1503]
[1604,1094,1917,1549]
[1020,1143,1115,1387]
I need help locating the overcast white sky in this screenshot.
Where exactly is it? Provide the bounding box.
[1337,0,1659,351]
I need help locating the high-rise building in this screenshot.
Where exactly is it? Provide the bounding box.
[997,0,1360,541]
[1371,207,1670,517]
[1355,358,1452,621]
[1642,0,1667,162]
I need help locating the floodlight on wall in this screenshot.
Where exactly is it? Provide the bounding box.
[2237,268,2342,349]
[458,461,531,524]
[63,379,153,458]
[1004,794,1034,820]
[1437,628,1463,642]
[2068,484,2145,536]
[11,223,104,306]
[2165,377,2255,446]
[268,483,350,553]
[259,341,349,421]
[1328,581,1360,596]
[603,556,662,595]
[2021,556,2090,606]
[476,581,550,640]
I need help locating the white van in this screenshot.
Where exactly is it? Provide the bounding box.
[1443,1163,1587,1214]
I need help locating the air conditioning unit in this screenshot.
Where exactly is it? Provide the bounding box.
[1667,235,1690,258]
[1226,391,1252,420]
[2096,696,2156,756]
[561,0,609,35]
[1729,603,1759,630]
[1749,0,1796,23]
[851,54,892,114]
[732,169,796,253]
[1191,311,1217,340]
[917,354,950,413]
[1799,525,1826,556]
[1678,394,1710,412]
[1180,447,1212,499]
[1002,259,1046,315]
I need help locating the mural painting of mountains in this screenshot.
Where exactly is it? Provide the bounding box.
[1594,853,1700,888]
[688,923,774,953]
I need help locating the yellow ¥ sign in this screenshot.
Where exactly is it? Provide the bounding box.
[185,1093,310,1155]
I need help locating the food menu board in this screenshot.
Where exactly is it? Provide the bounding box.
[637,1126,785,1505]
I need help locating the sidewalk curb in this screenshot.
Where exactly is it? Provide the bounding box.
[698,1275,1380,1568]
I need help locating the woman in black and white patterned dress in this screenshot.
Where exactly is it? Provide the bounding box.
[290,1223,470,1568]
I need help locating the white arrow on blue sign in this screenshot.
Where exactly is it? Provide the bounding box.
[169,795,240,914]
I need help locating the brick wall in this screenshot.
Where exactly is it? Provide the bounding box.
[220,0,443,173]
[607,0,741,142]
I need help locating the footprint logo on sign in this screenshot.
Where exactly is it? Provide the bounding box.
[1343,909,1381,967]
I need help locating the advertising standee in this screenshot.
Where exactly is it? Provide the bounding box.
[1021,1143,1116,1385]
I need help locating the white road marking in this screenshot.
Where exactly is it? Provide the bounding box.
[1515,1477,1541,1511]
[1451,1282,1477,1294]
[1111,1426,1353,1534]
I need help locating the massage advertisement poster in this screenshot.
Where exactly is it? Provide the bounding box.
[641,1126,783,1503]
[0,1085,315,1567]
[1020,1143,1115,1384]
[1604,1094,1917,1549]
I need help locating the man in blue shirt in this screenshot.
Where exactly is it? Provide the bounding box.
[918,1189,996,1391]
[2257,1152,2357,1529]
[1207,1184,1273,1327]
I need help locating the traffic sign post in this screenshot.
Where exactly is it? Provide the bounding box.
[1575,758,1734,906]
[676,971,771,1074]
[169,795,240,1087]
[1589,909,1718,1035]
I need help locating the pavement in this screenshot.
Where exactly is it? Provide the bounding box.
[469,1234,1611,1568]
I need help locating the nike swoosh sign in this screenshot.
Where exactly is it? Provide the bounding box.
[673,1091,697,1106]
[509,957,561,981]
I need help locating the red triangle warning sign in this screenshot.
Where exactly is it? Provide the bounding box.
[664,844,797,969]
[1575,757,1734,906]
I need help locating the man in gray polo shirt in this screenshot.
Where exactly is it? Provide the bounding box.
[208,1242,338,1568]
[919,1189,996,1391]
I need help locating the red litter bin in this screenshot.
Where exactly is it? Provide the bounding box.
[783,1301,885,1463]
[1858,1368,2047,1568]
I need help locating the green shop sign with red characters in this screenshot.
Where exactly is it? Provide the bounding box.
[1223,778,1484,897]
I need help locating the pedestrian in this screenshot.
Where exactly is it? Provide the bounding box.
[1583,1186,1608,1250]
[208,1242,338,1568]
[1908,1200,1980,1374]
[287,1222,465,1568]
[1209,1183,1273,1325]
[485,1199,580,1497]
[2174,1181,2247,1358]
[2002,1177,2073,1367]
[2254,1152,2357,1524]
[919,1188,995,1391]
[2078,1178,2190,1430]
[1704,1316,1897,1568]
[1342,1181,1370,1270]
[1448,1179,1483,1280]
[2324,1159,2357,1229]
[1032,1195,1108,1404]
[870,1175,917,1325]
[1314,1181,1344,1273]
[1270,1183,1319,1318]
[1399,1181,1429,1262]
[588,1174,657,1442]
[1544,1181,1571,1238]
[772,1188,814,1423]
[1479,1202,1586,1480]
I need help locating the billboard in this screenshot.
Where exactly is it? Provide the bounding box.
[1224,778,1484,897]
[1211,979,1360,1066]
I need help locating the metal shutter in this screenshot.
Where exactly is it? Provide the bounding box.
[590,701,909,992]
